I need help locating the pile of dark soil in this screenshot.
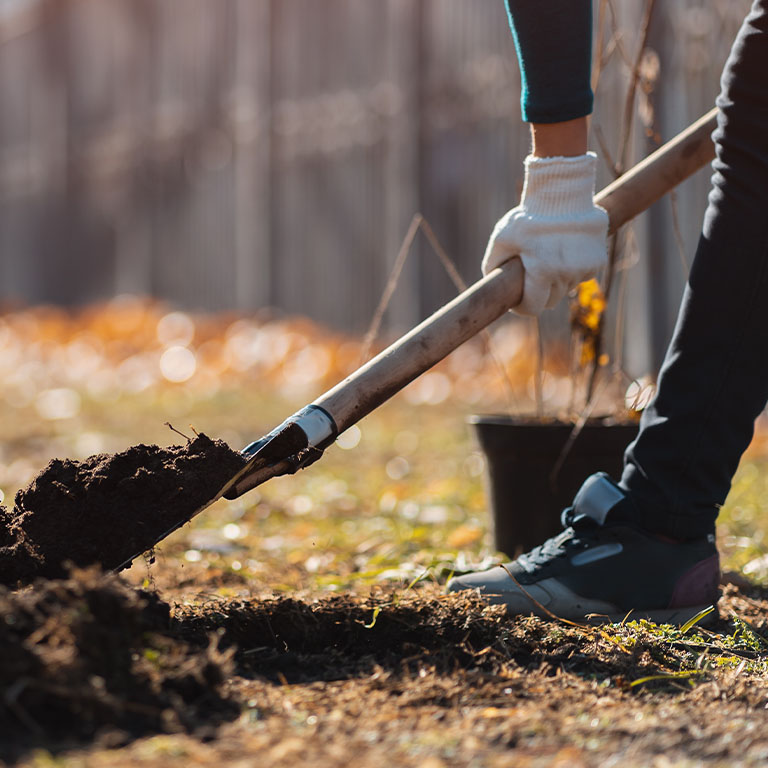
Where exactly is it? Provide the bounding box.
[0,568,236,760]
[0,434,247,586]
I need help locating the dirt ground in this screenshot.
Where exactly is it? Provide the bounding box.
[4,303,768,766]
[4,560,768,768]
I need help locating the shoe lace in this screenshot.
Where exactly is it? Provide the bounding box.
[516,507,600,572]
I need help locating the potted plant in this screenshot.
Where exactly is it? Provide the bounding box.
[470,277,644,557]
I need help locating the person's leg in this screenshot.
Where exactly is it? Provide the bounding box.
[447,1,768,622]
[621,0,768,539]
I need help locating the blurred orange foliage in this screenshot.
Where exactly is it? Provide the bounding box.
[0,297,567,413]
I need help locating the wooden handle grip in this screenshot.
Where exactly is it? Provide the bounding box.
[314,108,718,435]
[598,107,717,233]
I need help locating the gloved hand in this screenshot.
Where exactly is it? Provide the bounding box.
[482,152,609,316]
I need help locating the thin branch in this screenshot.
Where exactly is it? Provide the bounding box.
[361,213,520,411]
[617,0,657,174]
[612,226,636,376]
[599,33,620,70]
[591,0,610,93]
[498,563,593,630]
[593,123,619,179]
[584,317,606,407]
[606,0,636,70]
[584,0,656,403]
[549,374,611,490]
[360,214,422,363]
[568,328,579,419]
[418,217,520,413]
[418,217,465,292]
[165,422,192,442]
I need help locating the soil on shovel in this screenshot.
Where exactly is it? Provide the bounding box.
[0,434,247,586]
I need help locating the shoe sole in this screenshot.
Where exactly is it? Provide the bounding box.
[448,576,719,627]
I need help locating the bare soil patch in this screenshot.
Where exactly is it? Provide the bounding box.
[5,570,768,766]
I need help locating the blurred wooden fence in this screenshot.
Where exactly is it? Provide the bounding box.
[0,0,752,368]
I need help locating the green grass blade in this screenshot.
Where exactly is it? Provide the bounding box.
[364,606,382,629]
[630,670,705,688]
[680,605,715,634]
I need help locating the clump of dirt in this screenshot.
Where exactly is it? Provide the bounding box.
[0,568,236,760]
[0,434,247,586]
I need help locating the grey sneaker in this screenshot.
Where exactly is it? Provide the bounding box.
[447,473,720,624]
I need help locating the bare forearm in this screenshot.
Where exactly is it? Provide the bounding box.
[531,117,588,158]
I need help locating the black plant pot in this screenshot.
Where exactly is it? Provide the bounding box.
[469,416,639,558]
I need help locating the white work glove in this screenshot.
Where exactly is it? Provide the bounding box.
[482,152,609,316]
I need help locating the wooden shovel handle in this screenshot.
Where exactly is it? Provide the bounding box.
[314,108,718,435]
[595,107,718,231]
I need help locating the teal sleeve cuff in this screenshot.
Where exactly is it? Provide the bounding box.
[505,0,594,123]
